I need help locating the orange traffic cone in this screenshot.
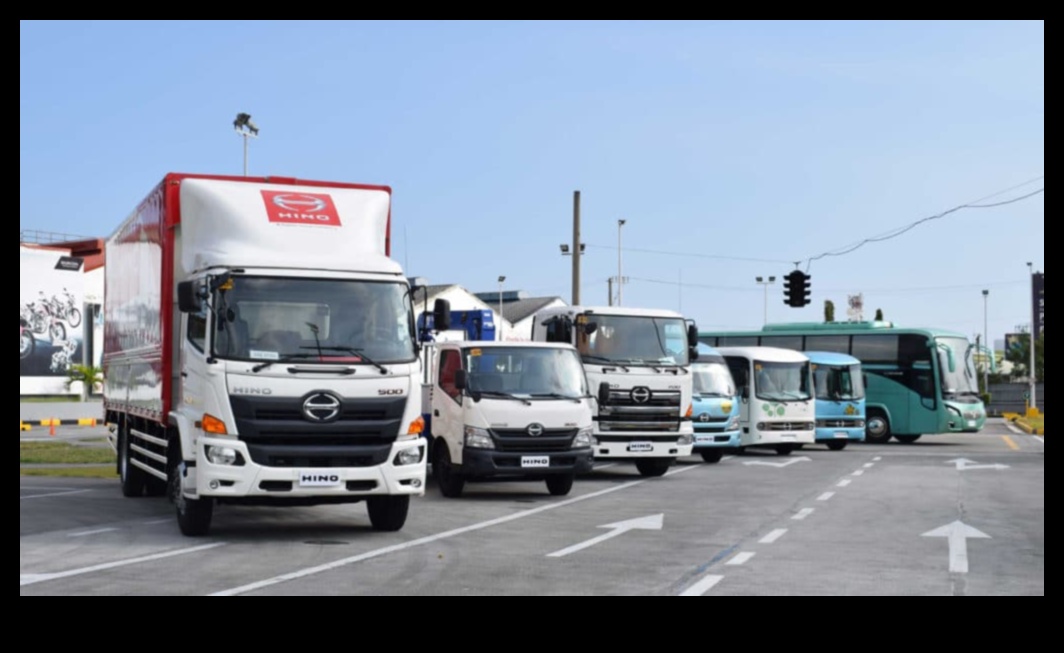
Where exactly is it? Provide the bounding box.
[49,420,56,437]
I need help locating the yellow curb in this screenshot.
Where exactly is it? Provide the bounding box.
[20,422,31,432]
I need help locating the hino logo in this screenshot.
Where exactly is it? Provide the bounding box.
[303,392,342,423]
[273,194,327,213]
[527,423,545,437]
[699,413,711,423]
[232,387,272,396]
[631,387,652,404]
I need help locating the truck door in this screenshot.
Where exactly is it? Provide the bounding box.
[432,349,465,463]
[725,356,752,442]
[180,302,212,420]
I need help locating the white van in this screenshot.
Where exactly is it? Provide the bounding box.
[715,347,816,456]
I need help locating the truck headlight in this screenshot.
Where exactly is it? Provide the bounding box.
[728,417,741,431]
[464,426,495,450]
[572,427,596,449]
[395,447,424,466]
[678,434,694,446]
[206,446,243,467]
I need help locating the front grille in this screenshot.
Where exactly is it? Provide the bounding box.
[817,419,861,428]
[230,395,407,467]
[600,389,682,433]
[761,422,814,432]
[491,428,577,453]
[596,435,682,444]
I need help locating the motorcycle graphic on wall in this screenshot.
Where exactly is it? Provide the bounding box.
[20,317,34,360]
[21,291,69,344]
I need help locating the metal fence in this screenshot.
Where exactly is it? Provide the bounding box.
[987,383,1044,416]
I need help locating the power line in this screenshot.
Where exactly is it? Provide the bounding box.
[629,276,1029,296]
[803,177,1044,272]
[584,244,791,265]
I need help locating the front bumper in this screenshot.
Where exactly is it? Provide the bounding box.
[195,436,427,499]
[693,429,742,449]
[461,448,594,477]
[815,427,866,443]
[593,440,693,459]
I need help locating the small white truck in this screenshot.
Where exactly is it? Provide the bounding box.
[427,341,595,497]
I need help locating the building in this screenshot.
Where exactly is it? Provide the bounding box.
[475,291,566,341]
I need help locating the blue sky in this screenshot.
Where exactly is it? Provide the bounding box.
[20,20,1043,345]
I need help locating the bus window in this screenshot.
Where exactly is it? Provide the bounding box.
[852,335,899,364]
[806,335,850,355]
[761,336,803,352]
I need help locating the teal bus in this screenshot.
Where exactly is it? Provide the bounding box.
[699,322,987,444]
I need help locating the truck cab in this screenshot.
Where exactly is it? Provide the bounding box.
[716,346,816,456]
[428,341,595,497]
[532,306,699,478]
[691,345,742,464]
[806,351,867,451]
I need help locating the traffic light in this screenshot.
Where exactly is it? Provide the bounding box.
[783,270,812,308]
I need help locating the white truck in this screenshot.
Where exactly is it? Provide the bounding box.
[104,173,432,536]
[531,307,699,477]
[427,341,595,497]
[715,346,816,456]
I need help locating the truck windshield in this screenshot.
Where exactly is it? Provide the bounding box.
[813,364,865,401]
[212,277,416,365]
[754,361,812,402]
[575,315,689,366]
[463,347,588,399]
[693,360,735,398]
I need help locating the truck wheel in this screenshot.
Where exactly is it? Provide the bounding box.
[635,459,673,478]
[434,442,465,498]
[146,476,168,498]
[700,450,725,464]
[775,445,796,457]
[367,496,410,532]
[826,441,848,452]
[546,474,575,497]
[865,410,892,445]
[119,424,147,498]
[169,457,213,537]
[894,435,922,445]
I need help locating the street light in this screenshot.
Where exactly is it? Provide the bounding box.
[756,276,777,326]
[1027,262,1037,414]
[497,276,506,342]
[617,220,627,307]
[982,290,990,396]
[233,113,259,176]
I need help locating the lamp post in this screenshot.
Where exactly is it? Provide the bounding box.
[617,220,626,307]
[1027,263,1037,414]
[982,289,990,396]
[497,276,506,342]
[756,276,776,326]
[233,113,259,176]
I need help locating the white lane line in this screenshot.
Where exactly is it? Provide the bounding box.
[21,543,226,588]
[727,552,756,566]
[864,463,876,468]
[68,528,118,538]
[837,479,852,488]
[666,465,700,478]
[873,458,882,462]
[852,470,865,477]
[212,469,690,596]
[759,529,788,545]
[680,575,724,597]
[792,508,815,521]
[1005,423,1025,435]
[19,486,76,491]
[20,490,92,501]
[143,519,173,526]
[595,464,617,471]
[818,492,835,502]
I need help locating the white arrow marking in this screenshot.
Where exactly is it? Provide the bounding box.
[547,514,664,558]
[681,575,724,597]
[21,543,227,587]
[743,456,812,469]
[946,458,1010,472]
[922,521,991,574]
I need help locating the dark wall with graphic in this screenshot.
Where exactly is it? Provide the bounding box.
[20,247,87,394]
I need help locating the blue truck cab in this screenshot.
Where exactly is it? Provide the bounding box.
[691,345,742,464]
[806,351,867,451]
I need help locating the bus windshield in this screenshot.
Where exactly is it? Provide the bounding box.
[693,361,736,398]
[755,361,811,402]
[576,315,690,366]
[937,337,980,400]
[813,364,865,401]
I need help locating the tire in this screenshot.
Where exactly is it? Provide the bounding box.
[894,435,922,445]
[169,456,213,537]
[775,445,796,457]
[434,442,465,498]
[865,410,892,445]
[826,441,849,452]
[146,476,168,498]
[700,450,725,464]
[119,423,147,498]
[20,330,34,360]
[50,322,66,342]
[546,474,575,497]
[367,496,410,532]
[67,308,82,329]
[635,459,673,478]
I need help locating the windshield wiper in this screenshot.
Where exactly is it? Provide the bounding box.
[476,391,533,406]
[300,346,389,375]
[583,356,630,372]
[530,393,585,404]
[251,353,319,373]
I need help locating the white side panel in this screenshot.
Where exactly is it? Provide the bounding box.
[178,179,401,278]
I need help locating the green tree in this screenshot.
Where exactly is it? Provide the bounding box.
[874,309,884,321]
[66,364,104,402]
[1005,334,1044,383]
[824,300,836,323]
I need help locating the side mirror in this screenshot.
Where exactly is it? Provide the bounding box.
[687,324,700,348]
[433,299,452,332]
[598,382,612,406]
[583,322,598,336]
[177,281,201,314]
[455,369,468,391]
[689,346,700,362]
[740,386,750,400]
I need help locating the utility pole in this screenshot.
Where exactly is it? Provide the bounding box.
[1027,263,1037,414]
[617,219,626,306]
[608,278,614,307]
[572,191,581,306]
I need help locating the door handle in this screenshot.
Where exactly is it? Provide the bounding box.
[434,410,440,417]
